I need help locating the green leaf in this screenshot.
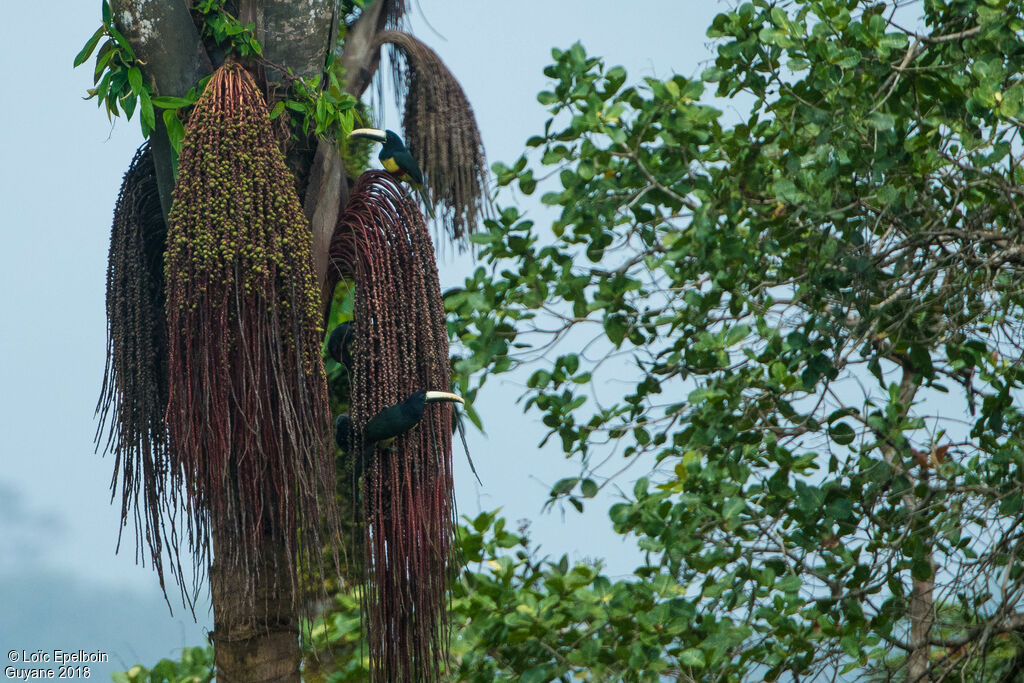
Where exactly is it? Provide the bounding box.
[725,324,750,347]
[865,112,895,130]
[828,422,856,446]
[122,91,137,120]
[722,497,745,519]
[139,89,155,135]
[74,26,105,67]
[604,315,627,346]
[106,24,135,61]
[840,635,861,659]
[878,33,909,51]
[773,178,807,203]
[551,477,578,496]
[128,66,144,96]
[679,648,706,667]
[777,575,801,593]
[150,95,194,109]
[163,109,185,179]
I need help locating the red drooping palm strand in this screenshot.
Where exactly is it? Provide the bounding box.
[328,171,455,682]
[164,63,338,607]
[96,142,191,605]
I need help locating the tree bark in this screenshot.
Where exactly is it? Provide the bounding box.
[303,139,347,304]
[307,0,391,309]
[883,366,934,682]
[264,0,338,82]
[907,549,935,681]
[210,531,301,683]
[110,0,212,219]
[339,0,387,97]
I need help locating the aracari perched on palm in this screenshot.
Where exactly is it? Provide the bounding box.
[329,319,463,472]
[334,388,464,478]
[350,128,435,217]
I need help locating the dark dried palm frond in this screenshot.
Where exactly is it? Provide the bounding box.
[377,29,489,247]
[164,62,338,607]
[96,142,185,602]
[328,170,455,682]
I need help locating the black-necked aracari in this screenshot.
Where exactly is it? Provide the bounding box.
[334,390,464,476]
[350,128,434,217]
[327,322,354,373]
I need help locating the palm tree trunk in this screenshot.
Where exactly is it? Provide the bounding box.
[210,530,301,683]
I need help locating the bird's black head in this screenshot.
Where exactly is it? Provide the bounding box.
[334,413,353,453]
[402,390,429,419]
[327,322,354,369]
[383,129,406,153]
[400,390,464,420]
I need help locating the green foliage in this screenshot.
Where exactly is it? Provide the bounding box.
[75,0,157,137]
[306,513,711,681]
[445,0,1024,678]
[449,513,698,681]
[111,646,214,683]
[193,0,263,58]
[75,0,359,158]
[268,67,359,143]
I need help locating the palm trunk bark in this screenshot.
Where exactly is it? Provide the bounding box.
[209,530,301,683]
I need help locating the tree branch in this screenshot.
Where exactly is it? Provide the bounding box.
[303,140,347,313]
[339,0,388,98]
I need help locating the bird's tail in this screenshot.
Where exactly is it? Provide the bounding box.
[415,183,435,219]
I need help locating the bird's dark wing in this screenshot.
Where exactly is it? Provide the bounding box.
[392,148,425,186]
[365,400,419,444]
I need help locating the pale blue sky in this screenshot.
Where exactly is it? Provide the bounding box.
[0,1,723,676]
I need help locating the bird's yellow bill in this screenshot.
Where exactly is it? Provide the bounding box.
[424,391,464,405]
[349,127,387,141]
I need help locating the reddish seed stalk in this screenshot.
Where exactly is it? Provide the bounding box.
[96,142,189,604]
[329,171,455,682]
[164,63,338,609]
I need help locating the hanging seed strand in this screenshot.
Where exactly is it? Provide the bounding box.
[328,171,455,682]
[165,63,339,610]
[96,142,191,605]
[376,30,489,248]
